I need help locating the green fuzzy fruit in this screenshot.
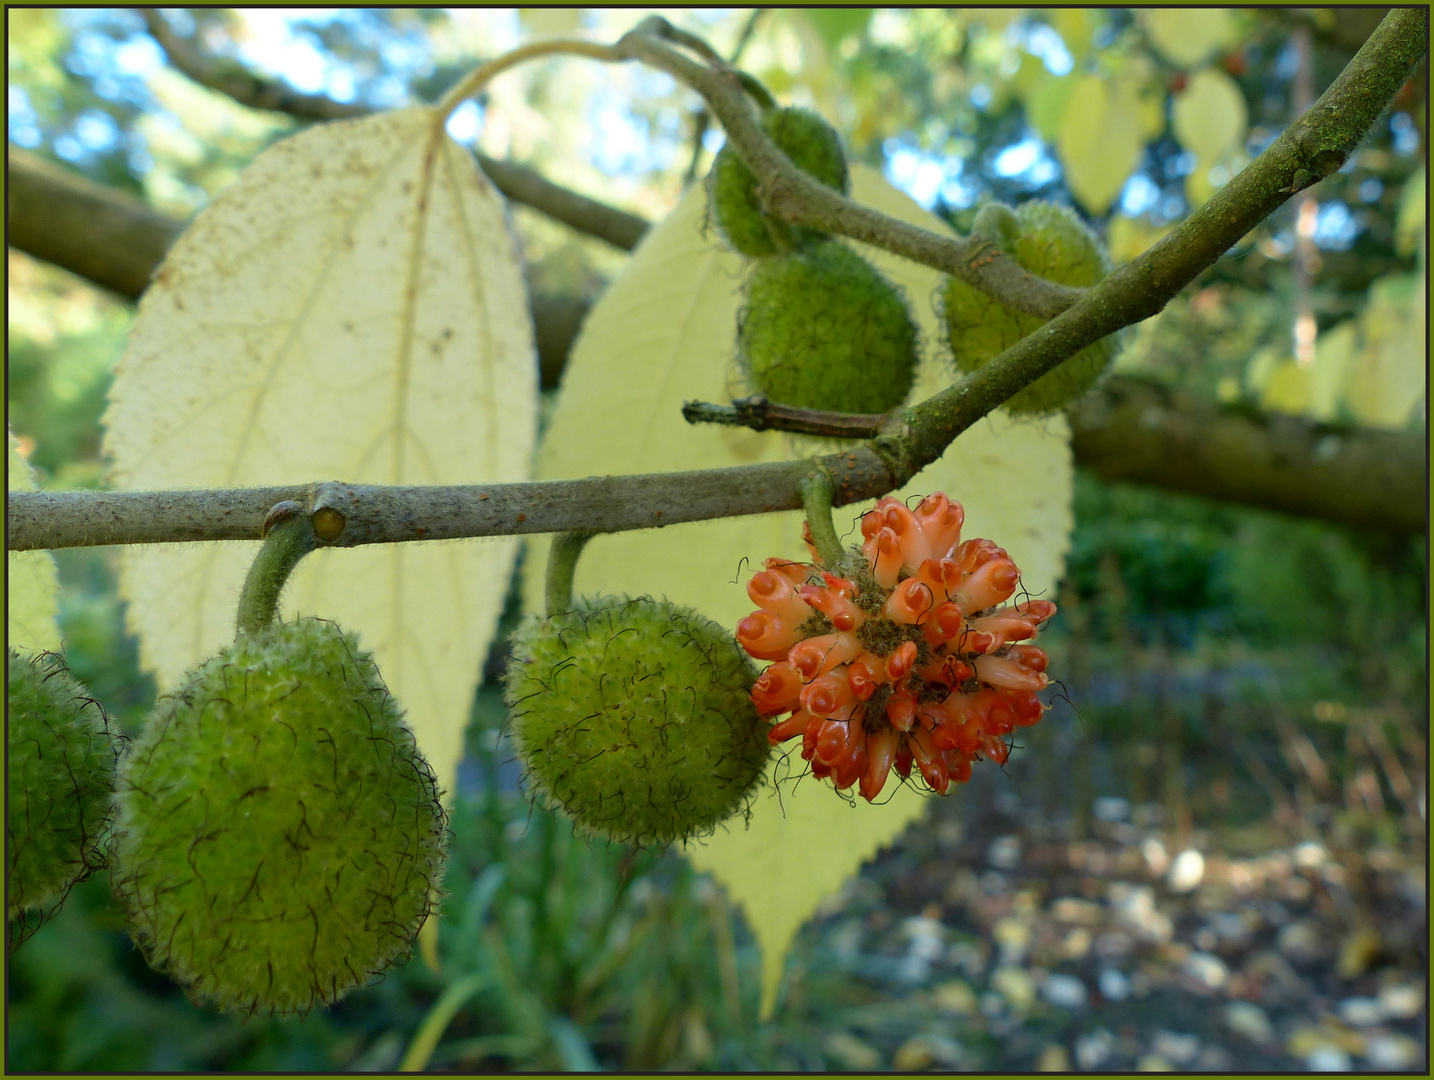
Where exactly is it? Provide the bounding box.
[111,618,447,1016]
[708,106,849,257]
[944,200,1117,414]
[6,648,119,919]
[738,240,919,413]
[505,596,770,847]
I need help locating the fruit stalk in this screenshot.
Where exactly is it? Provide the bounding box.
[800,472,844,569]
[235,501,319,637]
[545,530,596,616]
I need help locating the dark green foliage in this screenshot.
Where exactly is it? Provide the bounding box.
[111,618,448,1016]
[505,596,770,847]
[7,648,120,920]
[708,106,849,256]
[943,200,1116,413]
[738,240,919,413]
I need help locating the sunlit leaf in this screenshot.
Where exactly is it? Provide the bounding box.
[1057,75,1143,215]
[1172,67,1247,163]
[804,8,873,50]
[1346,272,1426,429]
[1141,9,1241,70]
[7,431,62,653]
[1025,71,1077,145]
[104,107,538,799]
[1309,320,1360,422]
[1050,9,1095,68]
[517,8,583,37]
[1260,358,1311,415]
[1394,166,1425,257]
[531,164,1072,1017]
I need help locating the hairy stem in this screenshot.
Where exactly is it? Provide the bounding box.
[801,473,845,569]
[545,531,596,616]
[235,503,319,637]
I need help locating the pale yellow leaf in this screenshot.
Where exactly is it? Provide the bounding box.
[518,8,582,37]
[1050,9,1094,68]
[1141,9,1240,70]
[7,431,61,653]
[530,165,1071,1016]
[1107,215,1173,267]
[1309,320,1360,422]
[1172,68,1247,163]
[1025,72,1077,145]
[1394,167,1425,257]
[1261,359,1311,416]
[1347,273,1427,429]
[103,107,538,799]
[1057,76,1143,215]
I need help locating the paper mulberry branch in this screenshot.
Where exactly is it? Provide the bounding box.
[7,8,1427,553]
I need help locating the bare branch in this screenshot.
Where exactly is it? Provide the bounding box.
[137,8,648,251]
[137,9,368,122]
[1068,378,1426,535]
[6,146,183,300]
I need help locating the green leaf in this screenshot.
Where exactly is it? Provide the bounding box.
[804,8,873,49]
[103,107,538,798]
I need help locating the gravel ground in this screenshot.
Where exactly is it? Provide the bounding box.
[781,763,1427,1073]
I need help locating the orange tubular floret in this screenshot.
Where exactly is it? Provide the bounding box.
[847,653,887,700]
[751,662,804,716]
[954,537,1004,575]
[747,569,813,626]
[1006,644,1049,673]
[1013,598,1057,623]
[914,493,965,560]
[918,654,974,688]
[885,641,918,681]
[885,689,918,731]
[790,632,863,681]
[765,558,812,586]
[768,708,816,744]
[966,611,1041,649]
[870,528,903,590]
[736,610,802,661]
[798,582,864,632]
[921,601,966,648]
[861,729,899,801]
[982,734,1012,765]
[884,577,937,625]
[974,653,1049,693]
[909,727,949,794]
[946,752,974,785]
[1000,689,1046,726]
[913,558,961,603]
[881,502,931,569]
[953,559,1020,614]
[814,718,856,767]
[801,671,861,720]
[834,742,868,791]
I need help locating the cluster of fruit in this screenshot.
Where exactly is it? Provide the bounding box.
[738,492,1056,800]
[709,107,921,416]
[9,531,446,1016]
[710,105,1117,418]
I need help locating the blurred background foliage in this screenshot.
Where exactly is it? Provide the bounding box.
[6,7,1426,1071]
